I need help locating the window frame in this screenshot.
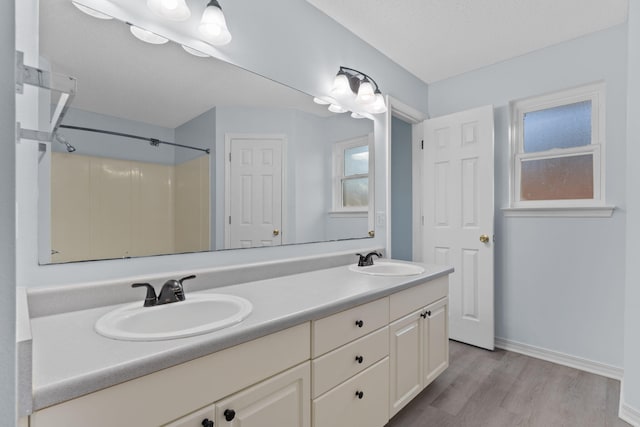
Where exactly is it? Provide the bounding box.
[507,82,613,216]
[331,134,374,216]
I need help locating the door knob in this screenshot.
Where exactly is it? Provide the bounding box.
[273,229,280,236]
[479,234,490,243]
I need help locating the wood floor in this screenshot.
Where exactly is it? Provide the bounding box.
[386,340,630,427]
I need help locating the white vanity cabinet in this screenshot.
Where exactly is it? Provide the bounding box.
[388,276,449,417]
[29,272,451,427]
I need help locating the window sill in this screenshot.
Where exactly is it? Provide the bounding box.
[502,206,615,218]
[328,211,368,218]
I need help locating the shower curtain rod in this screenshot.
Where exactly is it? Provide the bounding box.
[58,124,211,155]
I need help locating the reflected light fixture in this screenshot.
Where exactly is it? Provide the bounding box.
[71,1,113,19]
[323,67,387,116]
[129,25,169,44]
[182,45,210,57]
[147,0,191,21]
[199,0,232,46]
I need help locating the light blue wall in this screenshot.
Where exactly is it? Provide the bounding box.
[429,25,627,368]
[624,0,640,416]
[0,1,16,423]
[16,0,427,287]
[175,108,216,247]
[391,116,412,261]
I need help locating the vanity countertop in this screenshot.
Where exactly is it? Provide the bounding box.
[29,261,453,411]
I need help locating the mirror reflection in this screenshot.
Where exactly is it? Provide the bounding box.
[39,0,374,264]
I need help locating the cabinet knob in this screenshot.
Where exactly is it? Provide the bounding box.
[427,311,432,317]
[420,312,427,318]
[355,320,364,328]
[355,390,364,399]
[355,355,364,364]
[201,419,214,427]
[224,409,236,422]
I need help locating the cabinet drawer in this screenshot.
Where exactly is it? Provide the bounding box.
[312,298,389,357]
[312,357,389,427]
[312,326,389,398]
[389,276,448,321]
[163,405,215,427]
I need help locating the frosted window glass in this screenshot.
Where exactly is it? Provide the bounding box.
[521,154,593,200]
[344,145,369,176]
[343,177,368,207]
[523,101,591,153]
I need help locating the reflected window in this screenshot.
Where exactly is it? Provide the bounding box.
[510,82,605,208]
[333,135,373,212]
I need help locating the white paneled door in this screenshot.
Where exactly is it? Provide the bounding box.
[423,105,495,350]
[226,136,284,249]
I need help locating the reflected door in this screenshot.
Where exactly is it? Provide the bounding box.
[227,136,283,249]
[422,105,495,350]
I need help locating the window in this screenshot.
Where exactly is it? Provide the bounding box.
[332,134,374,214]
[507,82,612,216]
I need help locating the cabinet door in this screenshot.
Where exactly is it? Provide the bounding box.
[388,310,423,417]
[215,362,310,427]
[423,297,449,387]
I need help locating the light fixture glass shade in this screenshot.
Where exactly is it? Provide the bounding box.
[351,112,365,119]
[147,0,191,21]
[129,25,169,45]
[365,92,388,114]
[355,80,376,105]
[313,96,336,105]
[328,104,348,113]
[182,45,209,57]
[71,1,113,19]
[330,72,350,97]
[199,1,232,45]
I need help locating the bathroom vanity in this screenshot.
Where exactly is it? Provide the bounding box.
[23,259,452,427]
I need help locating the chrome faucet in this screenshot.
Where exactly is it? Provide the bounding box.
[132,275,196,307]
[356,251,382,267]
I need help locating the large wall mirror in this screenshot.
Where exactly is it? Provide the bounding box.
[38,0,375,264]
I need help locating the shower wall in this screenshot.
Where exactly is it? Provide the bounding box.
[50,152,209,262]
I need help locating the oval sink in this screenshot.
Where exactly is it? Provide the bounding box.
[95,294,253,341]
[349,261,425,276]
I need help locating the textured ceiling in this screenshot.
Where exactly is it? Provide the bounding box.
[306,0,629,83]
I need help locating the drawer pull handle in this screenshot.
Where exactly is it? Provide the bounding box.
[355,320,364,328]
[224,409,236,422]
[355,390,364,399]
[201,419,214,427]
[355,355,364,364]
[420,311,432,318]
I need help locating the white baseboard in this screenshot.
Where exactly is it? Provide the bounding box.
[619,400,640,426]
[494,337,624,380]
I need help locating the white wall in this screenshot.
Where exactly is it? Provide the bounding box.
[429,25,628,368]
[16,0,427,287]
[623,0,640,421]
[0,0,16,422]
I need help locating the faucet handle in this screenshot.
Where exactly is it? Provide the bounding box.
[179,275,196,285]
[132,283,157,307]
[355,253,368,267]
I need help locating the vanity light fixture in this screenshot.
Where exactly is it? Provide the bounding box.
[198,0,232,46]
[324,67,388,115]
[71,1,113,19]
[129,24,169,45]
[147,0,191,21]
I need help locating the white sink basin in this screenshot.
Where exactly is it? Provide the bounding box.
[349,261,425,276]
[95,294,253,341]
